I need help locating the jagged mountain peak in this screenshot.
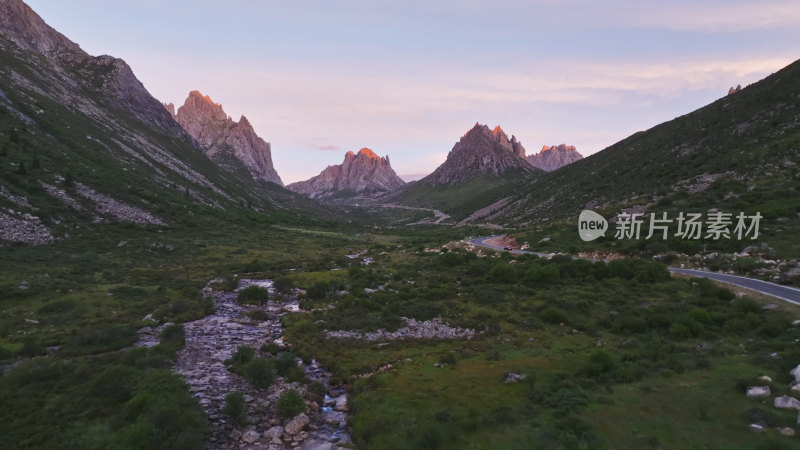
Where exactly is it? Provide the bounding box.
[0,0,86,60]
[420,122,534,186]
[288,149,405,199]
[527,143,583,171]
[173,91,283,185]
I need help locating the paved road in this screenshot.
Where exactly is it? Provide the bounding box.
[469,235,800,306]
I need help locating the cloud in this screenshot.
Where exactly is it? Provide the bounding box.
[620,1,800,32]
[313,144,341,152]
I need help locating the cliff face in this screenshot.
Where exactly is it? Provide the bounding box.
[288,148,405,198]
[171,91,283,185]
[419,123,535,186]
[526,144,583,171]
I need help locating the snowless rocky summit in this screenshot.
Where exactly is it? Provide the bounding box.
[169,91,283,185]
[288,148,405,198]
[419,123,536,186]
[526,144,583,171]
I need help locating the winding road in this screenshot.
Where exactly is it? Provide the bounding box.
[469,235,800,306]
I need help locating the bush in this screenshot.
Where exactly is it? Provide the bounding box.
[524,265,560,285]
[222,391,246,426]
[439,353,458,366]
[246,357,276,389]
[540,307,568,325]
[245,310,269,321]
[237,285,269,305]
[160,324,185,349]
[277,389,306,419]
[273,276,294,293]
[586,350,616,378]
[229,345,255,366]
[489,262,517,284]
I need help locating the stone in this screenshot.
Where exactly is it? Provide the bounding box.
[780,427,796,436]
[264,426,284,440]
[230,429,242,441]
[284,413,310,435]
[746,386,771,398]
[241,430,259,444]
[505,372,529,384]
[749,423,765,433]
[334,394,348,412]
[310,401,320,412]
[759,375,773,383]
[790,364,800,384]
[774,396,800,410]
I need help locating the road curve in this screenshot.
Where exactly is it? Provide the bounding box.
[469,235,800,306]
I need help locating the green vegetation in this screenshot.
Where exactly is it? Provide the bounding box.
[222,391,247,427]
[276,389,307,419]
[236,285,269,305]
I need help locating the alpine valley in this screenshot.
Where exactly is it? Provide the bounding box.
[2,1,800,449]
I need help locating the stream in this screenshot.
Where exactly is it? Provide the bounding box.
[137,279,351,449]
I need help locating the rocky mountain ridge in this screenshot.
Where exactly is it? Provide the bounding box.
[526,144,583,171]
[288,148,404,198]
[418,123,536,187]
[169,91,283,185]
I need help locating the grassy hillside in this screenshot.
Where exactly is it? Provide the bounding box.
[394,169,534,221]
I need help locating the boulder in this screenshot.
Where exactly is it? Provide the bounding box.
[749,423,765,433]
[241,430,259,444]
[791,364,800,384]
[780,427,796,436]
[264,425,284,440]
[505,372,529,384]
[774,396,800,410]
[759,375,773,383]
[284,413,310,435]
[334,394,348,412]
[746,386,771,398]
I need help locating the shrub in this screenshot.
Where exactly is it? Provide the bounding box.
[222,391,246,426]
[439,353,458,366]
[237,285,269,305]
[160,324,185,349]
[245,310,269,321]
[229,345,255,366]
[540,307,568,324]
[489,262,517,284]
[586,350,616,378]
[273,276,294,293]
[309,381,327,397]
[277,389,306,419]
[246,357,276,389]
[524,265,560,285]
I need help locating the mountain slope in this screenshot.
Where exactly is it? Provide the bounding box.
[0,0,329,245]
[392,123,539,220]
[287,148,404,199]
[492,59,800,229]
[526,144,583,171]
[170,91,283,186]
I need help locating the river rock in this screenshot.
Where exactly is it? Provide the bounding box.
[285,413,310,435]
[791,364,800,384]
[780,427,796,436]
[775,396,800,410]
[746,386,771,398]
[749,423,765,433]
[241,430,259,444]
[334,395,348,412]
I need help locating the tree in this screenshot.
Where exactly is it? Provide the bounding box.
[488,262,517,283]
[245,357,276,389]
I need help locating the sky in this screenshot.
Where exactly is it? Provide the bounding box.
[25,0,800,183]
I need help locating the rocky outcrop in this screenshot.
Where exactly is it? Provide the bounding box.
[526,144,583,171]
[172,91,283,185]
[419,123,536,186]
[0,0,185,139]
[288,148,404,198]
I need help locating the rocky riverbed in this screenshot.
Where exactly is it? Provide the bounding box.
[138,279,351,450]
